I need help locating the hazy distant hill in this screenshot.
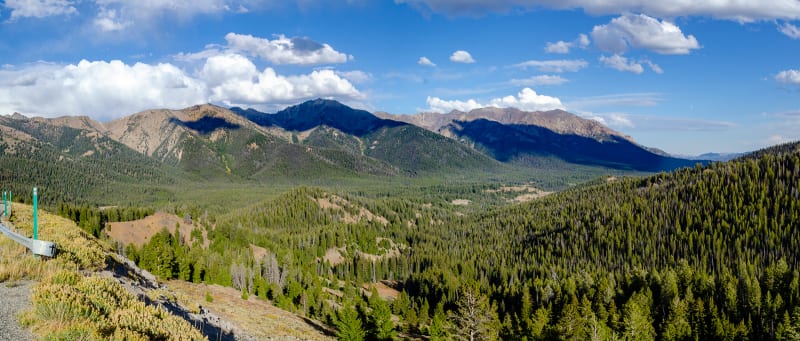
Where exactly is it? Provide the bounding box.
[689,152,744,162]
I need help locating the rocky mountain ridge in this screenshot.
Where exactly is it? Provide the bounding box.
[1,100,702,181]
[376,106,631,143]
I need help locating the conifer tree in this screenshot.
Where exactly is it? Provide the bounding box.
[367,288,396,341]
[337,304,366,341]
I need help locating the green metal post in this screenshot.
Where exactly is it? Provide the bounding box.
[7,191,11,217]
[3,191,6,218]
[33,187,38,240]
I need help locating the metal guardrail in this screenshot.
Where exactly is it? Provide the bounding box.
[0,187,57,257]
[0,221,56,257]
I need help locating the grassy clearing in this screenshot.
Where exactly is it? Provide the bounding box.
[1,204,205,340]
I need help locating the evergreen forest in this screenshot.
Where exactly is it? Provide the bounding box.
[111,142,800,340]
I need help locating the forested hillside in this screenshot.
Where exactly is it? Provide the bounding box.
[120,142,800,339]
[401,143,800,339]
[0,116,181,205]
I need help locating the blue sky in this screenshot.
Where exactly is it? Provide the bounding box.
[1,0,800,155]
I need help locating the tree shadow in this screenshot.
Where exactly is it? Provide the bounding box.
[449,119,703,172]
[299,315,337,337]
[169,117,241,135]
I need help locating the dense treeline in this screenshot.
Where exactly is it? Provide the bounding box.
[0,137,179,206]
[125,142,800,340]
[55,203,154,237]
[398,144,800,339]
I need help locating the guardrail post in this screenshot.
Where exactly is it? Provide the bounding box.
[33,187,38,240]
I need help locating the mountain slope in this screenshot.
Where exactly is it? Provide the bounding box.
[443,118,698,171]
[380,107,699,172]
[105,104,270,163]
[106,104,400,179]
[234,98,404,136]
[0,113,181,205]
[377,107,630,142]
[233,99,502,175]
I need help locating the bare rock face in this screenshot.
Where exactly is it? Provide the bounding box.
[104,104,267,161]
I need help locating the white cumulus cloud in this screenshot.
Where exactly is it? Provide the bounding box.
[426,87,564,113]
[776,69,800,84]
[335,70,372,84]
[644,60,663,74]
[426,96,484,113]
[591,13,700,55]
[201,54,363,107]
[0,54,365,120]
[510,75,568,86]
[599,54,644,74]
[94,8,128,31]
[89,0,247,31]
[4,0,77,20]
[0,60,206,121]
[395,0,800,22]
[93,0,242,20]
[418,56,436,67]
[488,88,564,111]
[599,55,662,74]
[513,59,588,73]
[780,23,800,39]
[450,50,475,63]
[545,34,590,54]
[198,53,257,87]
[544,41,571,54]
[578,111,635,128]
[224,33,350,65]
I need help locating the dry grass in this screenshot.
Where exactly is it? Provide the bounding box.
[0,237,50,283]
[105,211,209,249]
[2,204,205,340]
[451,199,471,206]
[8,204,107,270]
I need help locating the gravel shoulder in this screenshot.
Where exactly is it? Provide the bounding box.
[0,280,34,341]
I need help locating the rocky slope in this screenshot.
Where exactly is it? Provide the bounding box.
[376,107,631,143]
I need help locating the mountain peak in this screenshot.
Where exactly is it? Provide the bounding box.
[303,98,345,107]
[234,99,405,136]
[46,115,107,134]
[9,112,28,120]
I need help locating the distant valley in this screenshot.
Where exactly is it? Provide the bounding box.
[0,99,705,206]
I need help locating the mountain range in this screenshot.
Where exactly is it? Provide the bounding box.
[0,99,703,204]
[378,106,700,171]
